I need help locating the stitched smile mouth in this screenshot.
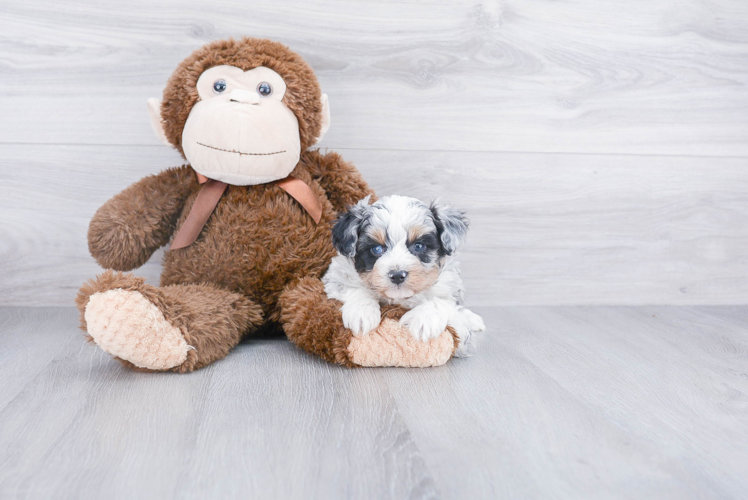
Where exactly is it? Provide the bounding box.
[197,142,286,156]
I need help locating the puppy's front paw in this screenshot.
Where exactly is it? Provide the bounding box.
[462,308,486,332]
[400,304,448,341]
[342,301,381,336]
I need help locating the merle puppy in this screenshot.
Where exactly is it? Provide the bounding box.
[322,195,485,356]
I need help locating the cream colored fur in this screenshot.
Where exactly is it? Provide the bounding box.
[84,289,191,370]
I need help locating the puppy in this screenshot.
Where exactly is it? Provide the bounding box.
[322,195,485,357]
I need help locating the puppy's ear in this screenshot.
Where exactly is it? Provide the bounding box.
[332,196,371,257]
[430,200,469,256]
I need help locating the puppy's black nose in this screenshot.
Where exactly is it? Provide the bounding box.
[388,270,409,284]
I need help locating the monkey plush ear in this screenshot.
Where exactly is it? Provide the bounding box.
[314,93,331,144]
[147,98,171,146]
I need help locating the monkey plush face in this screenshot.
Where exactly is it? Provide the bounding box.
[147,38,331,185]
[180,65,302,185]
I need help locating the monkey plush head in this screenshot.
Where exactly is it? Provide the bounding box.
[147,37,331,185]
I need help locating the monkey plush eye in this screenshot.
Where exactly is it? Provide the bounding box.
[412,242,426,253]
[213,79,227,94]
[370,245,384,256]
[257,82,273,97]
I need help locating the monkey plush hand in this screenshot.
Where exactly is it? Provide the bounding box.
[76,38,458,372]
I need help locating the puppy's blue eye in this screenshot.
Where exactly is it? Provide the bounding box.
[413,242,425,252]
[257,82,272,96]
[371,245,384,256]
[213,79,227,93]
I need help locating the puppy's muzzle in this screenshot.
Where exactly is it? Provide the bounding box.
[388,270,409,284]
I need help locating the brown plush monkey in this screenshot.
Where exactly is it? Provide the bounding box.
[76,38,457,372]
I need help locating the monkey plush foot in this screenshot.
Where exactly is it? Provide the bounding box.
[348,319,455,367]
[77,270,263,373]
[280,277,457,367]
[84,289,190,370]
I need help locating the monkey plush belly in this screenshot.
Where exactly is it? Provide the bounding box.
[160,180,337,315]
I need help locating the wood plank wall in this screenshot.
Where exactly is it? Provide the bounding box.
[1,0,747,306]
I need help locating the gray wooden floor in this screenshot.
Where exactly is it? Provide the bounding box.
[1,306,746,499]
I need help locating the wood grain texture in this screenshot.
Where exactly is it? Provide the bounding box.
[382,305,748,499]
[0,308,82,412]
[2,144,747,306]
[1,306,746,499]
[0,0,747,155]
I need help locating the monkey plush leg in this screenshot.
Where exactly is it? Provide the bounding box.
[279,277,457,368]
[76,271,263,372]
[279,277,356,366]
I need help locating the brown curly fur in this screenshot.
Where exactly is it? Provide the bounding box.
[162,157,333,322]
[279,277,356,366]
[87,166,197,271]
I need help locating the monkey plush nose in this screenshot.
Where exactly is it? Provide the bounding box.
[229,89,260,104]
[388,270,409,284]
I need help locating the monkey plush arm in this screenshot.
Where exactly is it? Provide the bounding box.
[301,150,376,213]
[88,166,198,271]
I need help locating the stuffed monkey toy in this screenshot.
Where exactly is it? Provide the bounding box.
[76,38,458,372]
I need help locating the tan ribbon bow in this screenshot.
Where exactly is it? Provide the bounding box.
[170,173,322,251]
